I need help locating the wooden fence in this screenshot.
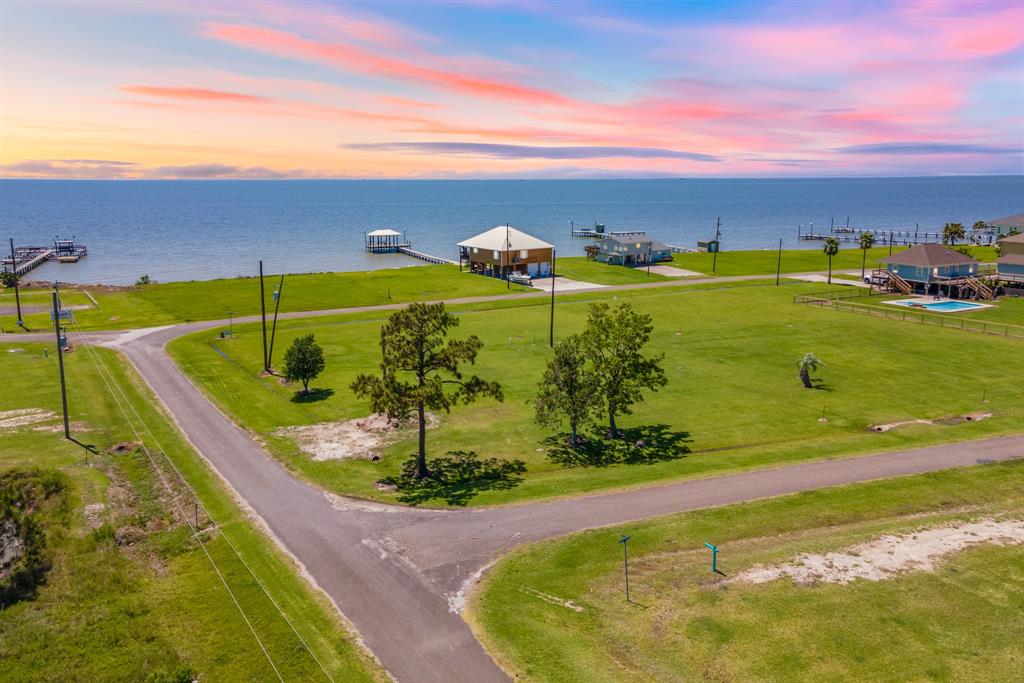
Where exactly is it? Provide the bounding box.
[793,294,1024,340]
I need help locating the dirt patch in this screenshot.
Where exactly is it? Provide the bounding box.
[31,421,90,433]
[870,412,991,432]
[83,503,106,530]
[734,518,1024,585]
[107,441,141,455]
[0,408,57,431]
[277,413,438,461]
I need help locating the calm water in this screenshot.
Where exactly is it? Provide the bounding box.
[1,176,1020,285]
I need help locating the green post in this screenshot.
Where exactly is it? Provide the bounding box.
[619,534,632,601]
[704,542,718,573]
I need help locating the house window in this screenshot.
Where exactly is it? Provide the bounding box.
[915,267,925,278]
[472,248,478,254]
[933,267,939,277]
[520,249,528,259]
[493,250,500,260]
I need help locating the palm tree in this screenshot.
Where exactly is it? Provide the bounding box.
[822,237,840,284]
[858,231,876,280]
[943,222,965,245]
[797,353,824,389]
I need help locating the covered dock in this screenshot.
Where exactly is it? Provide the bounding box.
[364,228,409,253]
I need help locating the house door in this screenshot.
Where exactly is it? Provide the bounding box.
[528,261,539,276]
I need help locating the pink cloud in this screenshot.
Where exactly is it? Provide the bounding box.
[203,23,575,107]
[119,85,272,103]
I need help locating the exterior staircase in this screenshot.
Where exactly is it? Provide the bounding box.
[961,276,994,300]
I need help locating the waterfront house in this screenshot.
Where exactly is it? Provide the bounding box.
[997,232,1024,285]
[458,226,553,279]
[595,235,673,266]
[880,243,981,296]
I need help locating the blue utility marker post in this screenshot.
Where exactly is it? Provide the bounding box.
[704,542,719,573]
[619,534,632,601]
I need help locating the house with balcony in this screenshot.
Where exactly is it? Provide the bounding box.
[458,225,553,279]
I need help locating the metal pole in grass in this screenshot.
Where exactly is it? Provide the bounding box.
[712,217,721,273]
[52,291,70,440]
[619,534,632,601]
[704,542,719,573]
[267,274,284,371]
[259,260,268,372]
[549,249,556,347]
[228,309,233,337]
[776,238,783,285]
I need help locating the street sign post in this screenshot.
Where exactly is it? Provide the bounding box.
[704,542,719,574]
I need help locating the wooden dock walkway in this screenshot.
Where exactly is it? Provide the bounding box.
[3,238,87,277]
[397,246,455,265]
[572,229,646,239]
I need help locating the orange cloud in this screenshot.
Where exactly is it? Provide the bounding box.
[119,85,273,103]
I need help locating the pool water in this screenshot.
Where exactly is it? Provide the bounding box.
[890,299,986,313]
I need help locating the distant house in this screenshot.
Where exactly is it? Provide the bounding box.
[458,226,553,278]
[595,235,673,266]
[880,243,980,296]
[997,232,1024,284]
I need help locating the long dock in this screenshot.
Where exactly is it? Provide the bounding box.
[397,246,455,265]
[572,228,646,239]
[3,239,87,277]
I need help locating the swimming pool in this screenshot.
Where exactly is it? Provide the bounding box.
[886,299,989,313]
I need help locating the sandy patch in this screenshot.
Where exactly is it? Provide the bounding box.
[530,276,607,293]
[279,413,437,461]
[0,408,57,430]
[734,518,1024,585]
[523,588,584,612]
[871,412,991,432]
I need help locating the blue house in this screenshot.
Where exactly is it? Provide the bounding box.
[880,243,980,296]
[595,235,673,266]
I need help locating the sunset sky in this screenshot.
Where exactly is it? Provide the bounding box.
[1,0,1022,179]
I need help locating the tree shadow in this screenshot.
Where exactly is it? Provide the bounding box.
[290,387,335,403]
[381,450,527,506]
[544,424,691,468]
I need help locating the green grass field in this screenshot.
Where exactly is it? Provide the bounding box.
[0,264,531,332]
[168,282,1024,507]
[672,245,998,277]
[0,344,382,681]
[555,257,673,285]
[469,460,1024,682]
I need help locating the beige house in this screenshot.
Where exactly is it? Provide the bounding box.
[997,232,1024,283]
[458,226,553,278]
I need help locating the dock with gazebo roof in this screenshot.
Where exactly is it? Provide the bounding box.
[364,228,409,253]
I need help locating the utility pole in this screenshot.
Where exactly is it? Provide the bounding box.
[52,292,70,440]
[776,238,783,285]
[712,217,721,273]
[267,274,284,370]
[259,261,268,372]
[549,249,556,347]
[505,222,511,289]
[8,238,24,327]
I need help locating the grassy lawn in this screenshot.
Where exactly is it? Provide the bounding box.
[469,460,1024,682]
[555,256,672,285]
[0,264,531,332]
[672,246,998,277]
[0,344,383,681]
[168,282,1024,507]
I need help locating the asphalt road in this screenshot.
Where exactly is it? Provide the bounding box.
[3,276,1021,681]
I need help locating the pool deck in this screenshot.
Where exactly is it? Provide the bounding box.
[883,297,994,312]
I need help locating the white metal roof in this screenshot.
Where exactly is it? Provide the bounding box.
[367,228,402,237]
[457,226,553,251]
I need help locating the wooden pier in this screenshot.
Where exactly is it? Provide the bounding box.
[363,228,454,265]
[2,238,87,276]
[797,222,996,247]
[397,246,454,265]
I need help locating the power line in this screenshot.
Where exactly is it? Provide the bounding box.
[64,319,321,682]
